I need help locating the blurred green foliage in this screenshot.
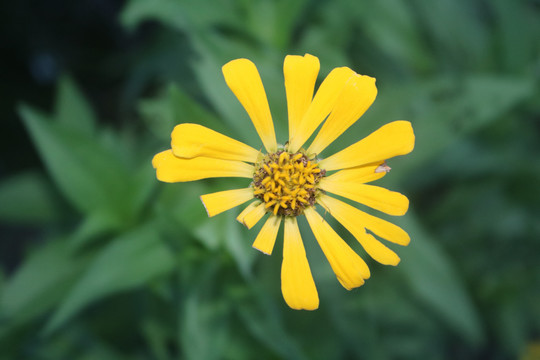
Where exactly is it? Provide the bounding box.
[1,0,539,359]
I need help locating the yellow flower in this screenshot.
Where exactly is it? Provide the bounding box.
[153,54,415,310]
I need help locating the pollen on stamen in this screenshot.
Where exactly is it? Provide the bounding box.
[252,150,326,217]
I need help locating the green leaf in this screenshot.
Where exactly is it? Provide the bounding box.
[355,0,432,71]
[0,239,91,331]
[55,75,96,135]
[237,287,308,360]
[192,214,225,251]
[138,87,180,140]
[189,47,259,144]
[167,85,225,132]
[121,0,239,33]
[125,160,158,220]
[246,0,308,49]
[16,323,125,360]
[161,179,256,276]
[191,209,255,278]
[141,318,172,360]
[0,270,4,299]
[180,294,230,360]
[411,0,489,67]
[404,75,534,171]
[121,0,186,31]
[346,75,535,186]
[0,171,61,224]
[155,181,211,234]
[394,212,484,345]
[69,211,123,250]
[18,104,130,216]
[187,35,289,144]
[492,0,540,71]
[222,211,255,280]
[44,225,175,334]
[139,84,224,140]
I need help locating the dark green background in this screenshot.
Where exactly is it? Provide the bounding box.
[1,0,539,359]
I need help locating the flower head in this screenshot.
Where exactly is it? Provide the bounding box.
[153,54,415,310]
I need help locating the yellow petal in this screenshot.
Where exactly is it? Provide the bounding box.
[281,217,319,310]
[324,161,386,184]
[304,207,370,290]
[236,201,260,224]
[222,59,277,153]
[284,54,320,142]
[171,123,259,163]
[318,195,410,246]
[319,121,415,171]
[288,67,356,152]
[359,233,399,265]
[308,75,377,155]
[252,215,282,255]
[237,202,266,229]
[152,150,253,182]
[317,195,401,265]
[200,188,254,217]
[319,180,409,216]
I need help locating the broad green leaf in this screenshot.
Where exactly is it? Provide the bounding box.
[44,225,175,334]
[69,211,123,250]
[174,259,231,360]
[19,104,130,216]
[223,211,255,280]
[237,287,308,360]
[332,75,535,185]
[0,270,4,299]
[411,0,489,67]
[248,0,308,49]
[188,34,289,144]
[167,85,225,132]
[192,213,225,251]
[394,212,484,345]
[295,3,351,68]
[124,0,290,143]
[495,299,530,355]
[121,0,239,33]
[121,0,189,32]
[401,76,534,173]
[492,0,540,71]
[141,318,171,360]
[180,294,230,360]
[71,343,125,360]
[0,239,91,331]
[188,44,260,144]
[55,75,96,135]
[138,88,181,140]
[154,181,211,239]
[162,179,257,275]
[0,172,61,224]
[15,323,125,360]
[126,160,158,220]
[352,0,432,71]
[139,84,225,140]
[243,1,278,48]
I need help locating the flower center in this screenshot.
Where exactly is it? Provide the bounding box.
[252,150,326,217]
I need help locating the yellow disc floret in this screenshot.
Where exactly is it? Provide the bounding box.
[252,150,326,217]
